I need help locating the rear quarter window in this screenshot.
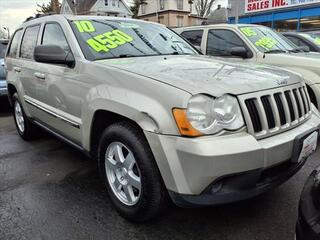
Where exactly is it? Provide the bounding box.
[181,30,203,46]
[7,29,23,58]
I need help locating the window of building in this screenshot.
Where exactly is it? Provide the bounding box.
[181,30,203,47]
[7,29,22,58]
[20,25,40,60]
[177,0,183,10]
[177,16,184,27]
[42,23,70,53]
[112,0,116,6]
[274,19,298,32]
[141,4,146,14]
[105,0,108,6]
[254,22,272,28]
[160,0,165,10]
[207,29,246,57]
[300,16,320,31]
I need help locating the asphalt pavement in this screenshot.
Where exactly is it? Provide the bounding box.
[0,97,319,240]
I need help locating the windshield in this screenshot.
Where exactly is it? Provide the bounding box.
[239,26,297,53]
[299,33,320,46]
[70,19,198,60]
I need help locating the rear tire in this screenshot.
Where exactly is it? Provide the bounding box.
[98,121,168,222]
[12,93,38,141]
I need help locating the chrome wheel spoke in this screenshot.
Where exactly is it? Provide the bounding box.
[105,142,142,206]
[123,185,134,202]
[113,178,122,192]
[123,152,134,170]
[105,157,119,172]
[114,145,125,163]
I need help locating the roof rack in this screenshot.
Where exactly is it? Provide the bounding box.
[25,12,57,22]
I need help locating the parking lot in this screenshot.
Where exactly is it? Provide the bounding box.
[0,97,318,240]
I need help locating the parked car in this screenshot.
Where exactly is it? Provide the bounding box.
[174,24,320,110]
[283,32,320,53]
[5,15,320,222]
[296,166,320,240]
[0,39,9,97]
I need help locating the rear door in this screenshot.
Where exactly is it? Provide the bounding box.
[18,24,42,118]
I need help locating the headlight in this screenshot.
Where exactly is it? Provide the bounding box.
[173,94,244,136]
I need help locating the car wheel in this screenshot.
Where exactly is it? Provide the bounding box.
[98,122,168,222]
[12,93,37,141]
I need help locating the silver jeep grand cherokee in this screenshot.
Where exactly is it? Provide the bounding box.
[5,15,320,222]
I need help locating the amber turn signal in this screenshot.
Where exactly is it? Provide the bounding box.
[172,108,203,137]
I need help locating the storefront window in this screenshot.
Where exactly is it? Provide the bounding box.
[254,22,272,28]
[300,16,320,31]
[274,19,298,32]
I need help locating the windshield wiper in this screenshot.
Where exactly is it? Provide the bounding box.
[264,49,287,54]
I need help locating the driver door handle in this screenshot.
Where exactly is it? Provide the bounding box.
[34,72,46,80]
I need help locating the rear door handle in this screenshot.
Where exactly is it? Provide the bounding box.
[13,67,21,73]
[34,72,46,80]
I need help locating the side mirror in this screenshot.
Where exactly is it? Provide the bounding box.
[298,46,310,52]
[34,45,75,67]
[230,47,249,58]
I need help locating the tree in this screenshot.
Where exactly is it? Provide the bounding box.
[194,0,216,17]
[130,0,146,18]
[37,0,61,14]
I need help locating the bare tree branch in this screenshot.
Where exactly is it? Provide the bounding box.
[194,0,216,17]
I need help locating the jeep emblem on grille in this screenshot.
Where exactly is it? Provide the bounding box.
[276,79,288,86]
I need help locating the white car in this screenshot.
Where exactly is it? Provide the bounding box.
[175,24,320,110]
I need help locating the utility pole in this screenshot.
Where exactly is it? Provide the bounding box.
[235,0,239,24]
[156,0,159,23]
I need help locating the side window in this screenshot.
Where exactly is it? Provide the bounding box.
[286,36,301,46]
[207,29,246,56]
[42,23,70,53]
[20,25,40,60]
[181,30,203,47]
[7,29,23,58]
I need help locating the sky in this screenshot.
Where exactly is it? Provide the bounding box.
[0,0,228,36]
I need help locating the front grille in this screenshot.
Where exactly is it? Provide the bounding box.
[239,83,312,139]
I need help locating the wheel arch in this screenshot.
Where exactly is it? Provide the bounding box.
[87,108,159,159]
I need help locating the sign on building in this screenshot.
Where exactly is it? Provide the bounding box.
[245,0,320,13]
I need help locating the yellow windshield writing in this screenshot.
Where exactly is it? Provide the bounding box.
[74,21,96,33]
[314,38,320,45]
[255,37,278,50]
[87,30,133,52]
[241,27,257,37]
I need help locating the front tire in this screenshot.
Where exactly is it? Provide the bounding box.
[12,93,37,141]
[98,122,167,222]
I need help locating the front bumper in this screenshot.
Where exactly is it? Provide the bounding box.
[145,112,320,207]
[296,167,320,240]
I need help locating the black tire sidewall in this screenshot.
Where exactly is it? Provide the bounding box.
[98,122,166,222]
[12,93,33,140]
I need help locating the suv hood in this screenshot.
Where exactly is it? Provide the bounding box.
[97,55,302,96]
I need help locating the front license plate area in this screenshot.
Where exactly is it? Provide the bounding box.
[292,131,318,163]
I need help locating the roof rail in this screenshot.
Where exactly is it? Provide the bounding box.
[25,12,57,22]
